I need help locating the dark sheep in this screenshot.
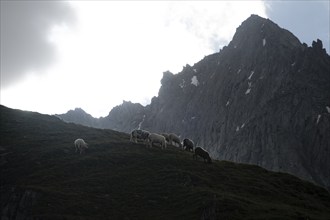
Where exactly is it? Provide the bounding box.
[182,138,194,152]
[193,147,212,163]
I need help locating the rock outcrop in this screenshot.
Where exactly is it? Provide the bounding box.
[99,101,145,132]
[56,101,145,132]
[56,108,100,128]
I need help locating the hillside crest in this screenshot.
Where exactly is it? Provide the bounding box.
[1,105,330,219]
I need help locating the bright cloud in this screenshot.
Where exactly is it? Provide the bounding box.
[1,1,267,117]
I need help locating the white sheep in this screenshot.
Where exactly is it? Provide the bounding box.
[169,133,182,148]
[161,133,170,142]
[74,138,88,154]
[130,129,150,143]
[146,133,167,149]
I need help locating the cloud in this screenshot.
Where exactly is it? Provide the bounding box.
[164,1,267,52]
[265,1,330,53]
[1,1,267,117]
[0,1,76,88]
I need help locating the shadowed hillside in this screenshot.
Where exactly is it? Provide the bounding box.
[1,105,330,219]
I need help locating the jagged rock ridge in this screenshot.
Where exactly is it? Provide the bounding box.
[56,101,145,130]
[57,15,330,190]
[56,108,100,128]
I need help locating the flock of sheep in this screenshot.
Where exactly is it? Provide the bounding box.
[130,129,212,164]
[73,129,212,164]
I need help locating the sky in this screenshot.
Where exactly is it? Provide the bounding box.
[1,1,329,118]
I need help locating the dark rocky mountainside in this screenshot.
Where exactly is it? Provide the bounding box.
[56,108,100,128]
[99,101,145,131]
[56,15,330,190]
[56,101,145,130]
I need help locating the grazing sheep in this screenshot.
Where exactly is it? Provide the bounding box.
[146,133,167,149]
[183,138,194,152]
[130,129,150,143]
[161,133,170,142]
[74,138,88,154]
[193,147,212,163]
[169,133,182,148]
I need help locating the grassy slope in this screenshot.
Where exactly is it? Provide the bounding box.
[1,105,330,219]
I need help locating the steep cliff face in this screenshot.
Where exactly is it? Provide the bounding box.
[56,15,330,190]
[139,15,330,189]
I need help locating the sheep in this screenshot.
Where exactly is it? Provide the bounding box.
[193,147,212,163]
[161,133,170,142]
[182,138,194,152]
[146,133,167,149]
[130,129,150,143]
[74,138,88,154]
[169,133,182,148]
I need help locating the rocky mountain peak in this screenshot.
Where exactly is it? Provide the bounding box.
[108,101,144,117]
[56,107,98,128]
[55,15,330,190]
[141,15,330,190]
[99,101,145,132]
[72,107,87,114]
[229,14,302,51]
[57,107,91,120]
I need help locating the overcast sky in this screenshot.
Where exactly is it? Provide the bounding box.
[1,1,329,118]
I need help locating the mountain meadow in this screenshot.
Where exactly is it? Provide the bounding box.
[1,105,330,219]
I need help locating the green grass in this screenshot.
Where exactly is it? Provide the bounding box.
[1,105,330,219]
